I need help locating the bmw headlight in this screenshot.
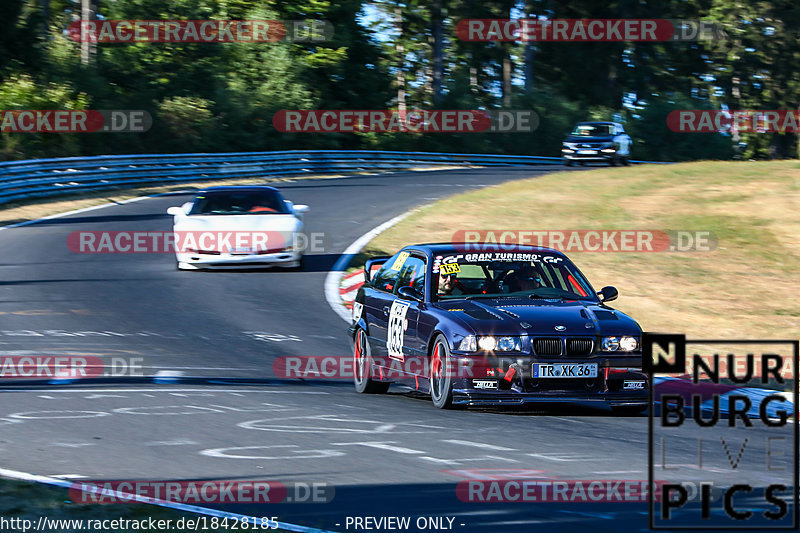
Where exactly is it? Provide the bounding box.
[602,336,639,352]
[496,337,519,351]
[477,336,497,351]
[460,336,521,352]
[458,336,477,352]
[619,336,639,351]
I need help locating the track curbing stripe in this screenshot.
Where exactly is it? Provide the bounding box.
[324,209,420,323]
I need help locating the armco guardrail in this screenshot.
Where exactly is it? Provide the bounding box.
[0,150,660,205]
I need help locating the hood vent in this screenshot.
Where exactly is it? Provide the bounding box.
[463,309,502,321]
[497,308,519,319]
[593,310,618,321]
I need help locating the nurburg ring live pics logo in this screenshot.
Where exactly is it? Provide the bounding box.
[644,333,799,529]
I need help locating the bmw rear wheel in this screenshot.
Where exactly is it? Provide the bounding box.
[353,328,389,394]
[429,335,455,409]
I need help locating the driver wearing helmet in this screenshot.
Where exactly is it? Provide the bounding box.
[505,264,542,292]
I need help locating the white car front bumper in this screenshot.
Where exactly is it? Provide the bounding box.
[176,250,302,269]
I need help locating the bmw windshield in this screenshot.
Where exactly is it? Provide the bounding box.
[434,251,598,301]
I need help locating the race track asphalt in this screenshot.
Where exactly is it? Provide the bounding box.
[0,167,793,532]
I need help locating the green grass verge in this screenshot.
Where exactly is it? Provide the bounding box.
[365,161,800,339]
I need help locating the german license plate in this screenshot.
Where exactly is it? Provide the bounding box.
[577,150,597,155]
[533,363,597,378]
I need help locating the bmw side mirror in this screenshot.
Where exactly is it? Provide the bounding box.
[598,286,618,303]
[166,207,182,216]
[364,256,390,283]
[397,286,424,303]
[294,204,309,214]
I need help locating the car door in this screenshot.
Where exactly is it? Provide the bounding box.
[389,254,427,369]
[364,251,405,357]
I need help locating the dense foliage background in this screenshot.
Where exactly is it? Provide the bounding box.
[0,0,797,161]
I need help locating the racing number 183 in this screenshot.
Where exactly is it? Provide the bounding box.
[387,300,410,361]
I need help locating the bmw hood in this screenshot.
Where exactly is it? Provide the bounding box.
[435,298,641,336]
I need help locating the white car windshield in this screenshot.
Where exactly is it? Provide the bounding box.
[190,190,290,215]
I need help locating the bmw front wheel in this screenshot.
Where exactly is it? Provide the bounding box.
[429,335,455,409]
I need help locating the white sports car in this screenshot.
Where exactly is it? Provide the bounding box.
[166,186,309,270]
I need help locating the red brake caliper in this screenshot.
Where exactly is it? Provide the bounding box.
[432,344,442,377]
[354,331,363,379]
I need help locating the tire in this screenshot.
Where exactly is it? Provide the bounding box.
[353,328,390,394]
[564,159,573,167]
[609,157,618,167]
[429,335,455,409]
[612,405,647,416]
[622,157,630,166]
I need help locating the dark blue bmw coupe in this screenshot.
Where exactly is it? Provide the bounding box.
[349,243,648,411]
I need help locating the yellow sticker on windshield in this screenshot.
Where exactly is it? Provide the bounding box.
[390,252,410,271]
[440,263,461,275]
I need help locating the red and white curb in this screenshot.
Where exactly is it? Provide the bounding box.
[340,270,365,309]
[340,266,382,309]
[324,209,420,322]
